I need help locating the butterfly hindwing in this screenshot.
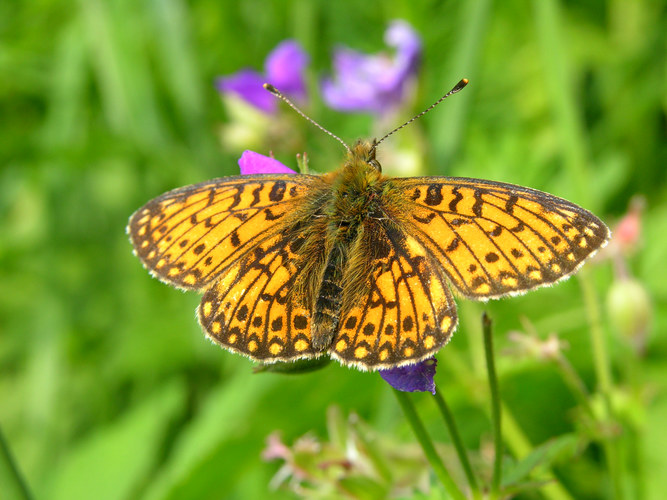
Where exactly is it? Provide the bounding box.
[128,174,319,290]
[331,222,457,370]
[198,232,320,362]
[390,177,610,299]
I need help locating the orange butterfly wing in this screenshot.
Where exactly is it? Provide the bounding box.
[198,231,322,362]
[331,221,457,370]
[389,177,610,299]
[127,174,319,290]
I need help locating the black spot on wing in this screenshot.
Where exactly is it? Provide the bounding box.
[506,195,518,214]
[293,315,308,329]
[227,189,242,210]
[472,189,484,217]
[264,208,283,221]
[485,252,499,263]
[424,184,443,206]
[250,186,262,206]
[448,187,462,212]
[413,212,436,224]
[268,181,286,202]
[230,231,241,247]
[446,238,460,252]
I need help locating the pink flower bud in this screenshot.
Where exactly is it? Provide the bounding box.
[614,196,644,254]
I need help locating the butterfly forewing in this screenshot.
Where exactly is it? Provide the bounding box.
[331,224,457,370]
[391,177,610,299]
[128,174,319,290]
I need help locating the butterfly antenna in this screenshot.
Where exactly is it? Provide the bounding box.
[370,78,469,155]
[264,84,352,155]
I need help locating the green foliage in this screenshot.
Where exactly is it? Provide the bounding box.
[1,0,666,499]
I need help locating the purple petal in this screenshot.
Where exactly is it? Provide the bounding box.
[238,150,297,175]
[321,20,422,115]
[216,69,276,113]
[385,19,421,77]
[381,20,421,97]
[379,358,437,394]
[265,39,309,101]
[321,48,388,113]
[329,48,372,79]
[320,74,378,112]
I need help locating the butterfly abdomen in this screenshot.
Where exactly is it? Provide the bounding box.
[312,244,345,350]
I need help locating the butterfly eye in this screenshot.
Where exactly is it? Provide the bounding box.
[367,159,382,172]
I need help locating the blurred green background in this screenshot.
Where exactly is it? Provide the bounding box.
[1,0,666,499]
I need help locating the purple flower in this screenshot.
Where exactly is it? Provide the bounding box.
[238,150,297,175]
[379,358,437,394]
[217,40,309,113]
[321,20,421,115]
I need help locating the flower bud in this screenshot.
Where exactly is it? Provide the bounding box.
[606,278,651,354]
[614,196,644,254]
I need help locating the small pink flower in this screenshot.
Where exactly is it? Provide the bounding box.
[238,150,297,175]
[262,432,291,461]
[614,197,644,253]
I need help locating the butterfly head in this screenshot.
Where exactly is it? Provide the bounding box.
[346,140,382,173]
[350,140,382,172]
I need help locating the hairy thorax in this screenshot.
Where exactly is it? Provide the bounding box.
[310,141,390,350]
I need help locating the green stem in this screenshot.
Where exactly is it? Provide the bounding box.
[554,353,596,419]
[444,343,574,500]
[433,389,481,500]
[579,272,625,499]
[0,425,32,500]
[579,273,612,396]
[393,390,467,500]
[482,313,503,499]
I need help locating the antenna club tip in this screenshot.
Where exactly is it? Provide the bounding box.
[452,78,469,92]
[263,83,278,94]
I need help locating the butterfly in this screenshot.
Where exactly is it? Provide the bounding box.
[127,79,610,371]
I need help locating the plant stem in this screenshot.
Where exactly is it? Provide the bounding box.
[393,390,467,500]
[433,389,482,500]
[554,353,596,419]
[579,271,625,499]
[580,273,612,396]
[0,425,32,500]
[443,343,574,500]
[482,313,503,499]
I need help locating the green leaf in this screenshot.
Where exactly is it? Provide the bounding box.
[337,476,388,500]
[142,370,277,500]
[502,433,580,487]
[45,380,186,500]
